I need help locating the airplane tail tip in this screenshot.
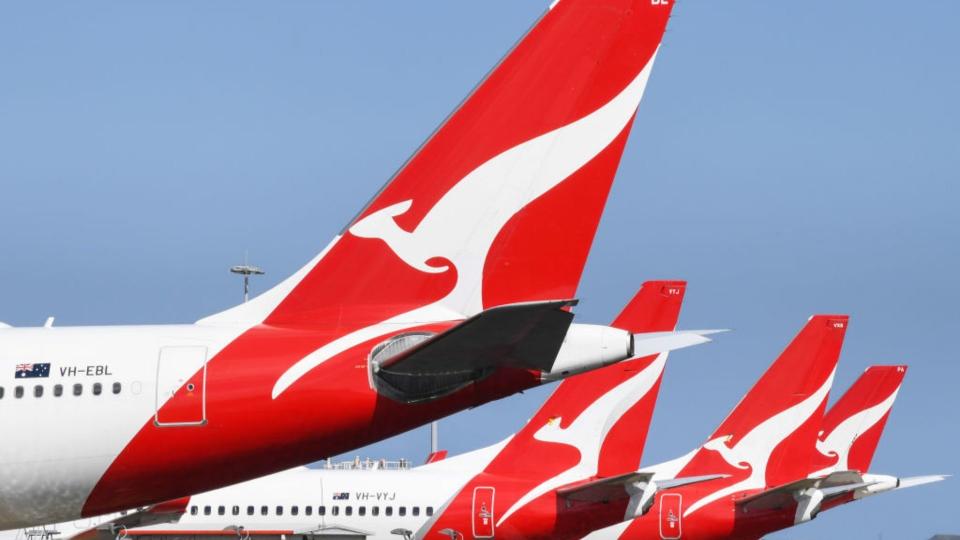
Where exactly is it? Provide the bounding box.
[613,280,687,333]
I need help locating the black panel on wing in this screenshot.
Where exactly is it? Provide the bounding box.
[371,299,577,403]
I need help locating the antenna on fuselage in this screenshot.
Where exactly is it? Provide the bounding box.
[230,252,264,303]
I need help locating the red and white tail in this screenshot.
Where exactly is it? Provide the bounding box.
[458,280,686,531]
[599,280,687,477]
[811,365,907,476]
[485,280,684,479]
[668,315,849,517]
[415,280,689,539]
[201,0,674,328]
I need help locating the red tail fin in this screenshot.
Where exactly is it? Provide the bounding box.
[816,365,906,474]
[417,280,687,538]
[708,315,847,486]
[202,0,674,327]
[484,280,686,480]
[612,280,687,333]
[675,315,848,519]
[425,450,449,465]
[598,280,686,476]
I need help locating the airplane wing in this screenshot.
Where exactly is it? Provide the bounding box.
[372,299,577,402]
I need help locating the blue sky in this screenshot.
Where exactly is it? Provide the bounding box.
[1,1,958,537]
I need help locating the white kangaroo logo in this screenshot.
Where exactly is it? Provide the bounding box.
[809,387,900,477]
[496,355,666,526]
[350,51,658,316]
[271,52,660,399]
[683,370,836,517]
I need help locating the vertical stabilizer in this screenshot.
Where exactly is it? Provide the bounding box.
[200,0,674,328]
[813,365,906,475]
[675,315,849,517]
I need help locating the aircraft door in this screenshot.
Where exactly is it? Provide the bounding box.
[659,493,682,539]
[471,487,495,539]
[155,346,208,426]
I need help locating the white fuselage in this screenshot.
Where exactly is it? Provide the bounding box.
[0,441,507,540]
[0,319,646,531]
[0,324,241,528]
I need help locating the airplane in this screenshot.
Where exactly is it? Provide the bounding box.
[721,365,947,536]
[422,315,848,539]
[0,0,694,530]
[0,279,710,540]
[8,316,940,540]
[415,281,724,540]
[583,337,947,539]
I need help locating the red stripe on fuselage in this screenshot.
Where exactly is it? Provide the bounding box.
[81,319,539,516]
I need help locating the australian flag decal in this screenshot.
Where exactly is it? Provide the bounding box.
[15,363,51,379]
[332,492,349,501]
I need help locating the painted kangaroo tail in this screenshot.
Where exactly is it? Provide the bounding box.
[815,365,907,474]
[201,0,675,327]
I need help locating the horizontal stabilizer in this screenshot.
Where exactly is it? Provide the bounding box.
[0,322,10,328]
[819,481,876,498]
[853,473,949,500]
[656,474,732,491]
[558,472,727,519]
[558,471,655,503]
[372,300,576,402]
[739,471,948,518]
[630,329,725,358]
[736,470,863,513]
[737,471,869,512]
[898,474,949,489]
